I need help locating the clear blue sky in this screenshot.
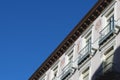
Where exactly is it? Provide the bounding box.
[0,0,98,80]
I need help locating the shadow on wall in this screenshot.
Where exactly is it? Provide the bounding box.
[91,46,120,80]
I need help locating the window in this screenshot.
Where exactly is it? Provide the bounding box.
[105,8,114,32]
[82,67,89,80]
[108,15,114,30]
[86,37,91,53]
[99,14,114,45]
[85,31,92,53]
[52,66,58,80]
[106,9,114,20]
[103,46,114,72]
[78,32,91,66]
[85,31,91,42]
[68,50,73,62]
[60,50,74,80]
[81,26,92,50]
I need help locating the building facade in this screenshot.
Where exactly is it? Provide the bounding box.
[29,0,120,80]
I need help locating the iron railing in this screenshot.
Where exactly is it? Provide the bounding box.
[52,61,74,80]
[99,21,115,45]
[77,43,91,65]
[60,61,73,80]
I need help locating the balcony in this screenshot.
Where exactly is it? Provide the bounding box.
[60,61,74,80]
[77,43,91,66]
[99,21,115,45]
[52,61,75,80]
[95,62,120,80]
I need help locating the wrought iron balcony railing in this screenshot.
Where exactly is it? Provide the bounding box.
[99,21,115,45]
[77,43,91,66]
[52,61,74,80]
[60,61,74,80]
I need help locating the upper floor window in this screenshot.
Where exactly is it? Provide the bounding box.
[85,31,92,44]
[77,29,92,66]
[99,8,115,45]
[106,9,114,21]
[68,50,73,62]
[50,60,59,80]
[83,31,92,54]
[105,8,114,29]
[53,66,58,77]
[60,50,74,80]
[82,67,90,80]
[81,25,92,47]
[108,15,114,29]
[103,46,114,72]
[52,65,58,80]
[86,36,91,53]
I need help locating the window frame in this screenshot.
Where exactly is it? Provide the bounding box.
[82,67,90,80]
